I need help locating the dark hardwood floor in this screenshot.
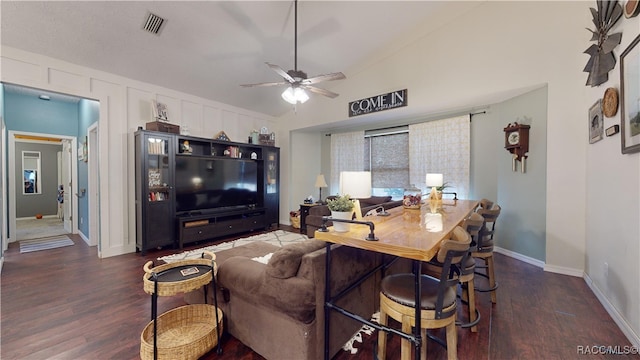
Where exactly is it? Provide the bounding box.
[1,226,636,360]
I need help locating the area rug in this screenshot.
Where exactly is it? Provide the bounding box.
[19,235,74,253]
[342,312,379,354]
[16,217,67,241]
[158,230,308,263]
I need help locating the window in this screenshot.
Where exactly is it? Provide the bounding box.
[364,128,409,200]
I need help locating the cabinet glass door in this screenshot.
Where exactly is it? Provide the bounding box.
[266,150,278,194]
[147,137,170,202]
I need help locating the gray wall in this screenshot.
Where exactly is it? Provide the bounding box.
[15,142,62,218]
[471,86,548,261]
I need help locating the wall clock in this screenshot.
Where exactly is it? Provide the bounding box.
[504,123,531,173]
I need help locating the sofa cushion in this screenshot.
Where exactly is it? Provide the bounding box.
[265,240,327,279]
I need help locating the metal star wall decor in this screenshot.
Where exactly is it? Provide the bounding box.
[584,0,623,87]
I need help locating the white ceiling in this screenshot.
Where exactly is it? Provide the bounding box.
[1,1,479,117]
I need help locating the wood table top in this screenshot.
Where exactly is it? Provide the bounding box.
[314,199,479,262]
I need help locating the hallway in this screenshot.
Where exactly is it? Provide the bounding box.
[15,217,67,241]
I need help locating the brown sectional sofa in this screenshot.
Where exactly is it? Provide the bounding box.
[305,196,403,238]
[184,238,409,360]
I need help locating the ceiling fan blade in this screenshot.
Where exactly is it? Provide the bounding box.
[304,85,339,98]
[240,81,288,88]
[266,62,295,83]
[301,72,346,85]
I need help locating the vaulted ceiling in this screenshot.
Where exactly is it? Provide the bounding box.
[1,1,480,117]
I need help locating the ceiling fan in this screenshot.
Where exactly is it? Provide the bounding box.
[240,0,346,104]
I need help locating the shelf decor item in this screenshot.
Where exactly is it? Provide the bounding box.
[620,34,640,154]
[152,100,169,122]
[214,131,230,141]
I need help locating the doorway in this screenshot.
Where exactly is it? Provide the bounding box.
[8,132,78,243]
[2,83,101,253]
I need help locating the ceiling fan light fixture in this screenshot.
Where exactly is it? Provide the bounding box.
[282,86,309,104]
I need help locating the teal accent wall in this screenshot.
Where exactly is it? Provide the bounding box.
[1,84,4,260]
[4,91,78,136]
[77,99,99,236]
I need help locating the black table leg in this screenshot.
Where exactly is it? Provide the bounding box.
[323,242,332,360]
[211,263,223,355]
[413,260,422,359]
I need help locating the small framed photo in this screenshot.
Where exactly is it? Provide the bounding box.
[152,100,169,122]
[589,99,604,144]
[620,34,640,154]
[180,266,200,277]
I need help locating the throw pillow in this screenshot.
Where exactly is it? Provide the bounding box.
[265,240,326,279]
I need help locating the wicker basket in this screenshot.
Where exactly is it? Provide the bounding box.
[140,304,223,360]
[290,215,300,229]
[142,250,216,296]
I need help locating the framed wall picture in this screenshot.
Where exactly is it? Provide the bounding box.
[589,99,604,144]
[620,34,640,154]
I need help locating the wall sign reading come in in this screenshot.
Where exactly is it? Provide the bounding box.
[348,89,407,117]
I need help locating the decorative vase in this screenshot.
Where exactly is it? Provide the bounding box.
[331,211,353,232]
[403,184,422,210]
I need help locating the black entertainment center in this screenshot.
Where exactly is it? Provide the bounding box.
[135,129,279,254]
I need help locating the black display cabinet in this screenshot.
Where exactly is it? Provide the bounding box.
[135,131,176,254]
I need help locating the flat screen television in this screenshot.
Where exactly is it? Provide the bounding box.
[175,156,259,213]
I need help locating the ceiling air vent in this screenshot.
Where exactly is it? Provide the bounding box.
[142,12,166,35]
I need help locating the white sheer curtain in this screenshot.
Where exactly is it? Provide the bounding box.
[330,131,365,195]
[409,114,470,199]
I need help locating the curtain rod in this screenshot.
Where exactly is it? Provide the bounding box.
[325,110,487,136]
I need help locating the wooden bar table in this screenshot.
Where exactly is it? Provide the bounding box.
[315,199,479,360]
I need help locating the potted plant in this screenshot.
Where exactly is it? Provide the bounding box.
[436,182,450,193]
[327,194,354,232]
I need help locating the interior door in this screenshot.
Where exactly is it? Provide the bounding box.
[61,140,72,233]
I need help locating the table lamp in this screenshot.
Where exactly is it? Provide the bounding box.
[315,174,328,203]
[425,173,443,213]
[339,171,372,220]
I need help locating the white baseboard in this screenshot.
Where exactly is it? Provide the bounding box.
[16,215,58,220]
[494,246,545,269]
[100,244,136,258]
[543,263,585,278]
[78,230,90,245]
[584,273,640,348]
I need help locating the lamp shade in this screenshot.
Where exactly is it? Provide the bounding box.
[339,171,371,199]
[425,173,444,187]
[315,174,328,188]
